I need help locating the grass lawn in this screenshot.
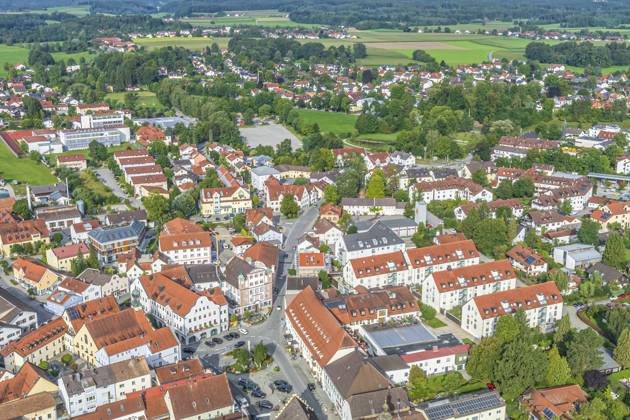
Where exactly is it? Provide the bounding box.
[79,170,118,202]
[133,37,230,51]
[51,51,95,63]
[26,5,90,16]
[296,109,357,135]
[0,45,29,77]
[0,142,56,185]
[181,10,321,28]
[105,91,160,107]
[424,318,447,328]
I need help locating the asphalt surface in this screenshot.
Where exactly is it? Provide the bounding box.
[0,272,55,324]
[94,167,142,208]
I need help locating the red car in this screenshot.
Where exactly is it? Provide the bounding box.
[486,383,496,390]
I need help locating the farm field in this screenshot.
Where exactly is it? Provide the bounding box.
[133,37,230,51]
[0,45,94,77]
[0,5,90,16]
[181,10,321,28]
[0,142,56,185]
[296,109,357,135]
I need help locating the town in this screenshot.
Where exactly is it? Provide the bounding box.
[0,2,627,420]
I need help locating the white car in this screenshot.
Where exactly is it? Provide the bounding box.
[239,328,249,335]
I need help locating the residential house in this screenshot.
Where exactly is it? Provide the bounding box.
[251,166,280,191]
[158,218,212,265]
[461,282,563,339]
[311,218,344,250]
[46,243,90,272]
[417,390,506,420]
[507,245,548,276]
[154,359,204,385]
[162,374,234,419]
[321,350,411,420]
[251,222,283,245]
[70,220,100,243]
[520,385,587,420]
[221,256,273,315]
[242,241,280,276]
[0,363,58,405]
[0,318,68,372]
[319,203,343,224]
[411,177,493,204]
[336,222,405,266]
[77,268,128,300]
[342,251,411,293]
[0,288,38,347]
[341,198,405,216]
[199,166,252,217]
[12,258,61,295]
[590,200,630,232]
[0,219,49,257]
[57,153,87,170]
[58,358,151,417]
[35,205,82,231]
[297,252,326,277]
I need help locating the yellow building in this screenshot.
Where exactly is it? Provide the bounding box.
[1,392,58,420]
[0,318,68,373]
[45,243,90,272]
[0,220,50,258]
[12,258,61,295]
[199,186,252,217]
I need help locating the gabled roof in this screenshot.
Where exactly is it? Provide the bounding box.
[324,350,390,399]
[0,363,53,404]
[0,318,68,358]
[155,359,203,385]
[285,286,356,367]
[432,260,515,293]
[82,308,152,350]
[138,273,205,318]
[472,282,562,320]
[165,374,233,418]
[243,241,280,270]
[406,240,479,268]
[520,385,586,419]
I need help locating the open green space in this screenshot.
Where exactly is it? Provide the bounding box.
[0,142,56,185]
[133,37,230,51]
[296,109,357,135]
[105,91,160,107]
[181,10,321,28]
[0,44,95,77]
[0,5,90,16]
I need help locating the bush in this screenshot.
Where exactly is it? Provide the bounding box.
[61,354,73,365]
[39,360,49,370]
[420,303,437,320]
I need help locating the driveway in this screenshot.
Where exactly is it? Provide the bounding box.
[94,168,141,208]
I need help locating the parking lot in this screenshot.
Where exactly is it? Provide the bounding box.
[240,123,301,150]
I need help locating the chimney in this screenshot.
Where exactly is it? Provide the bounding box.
[26,184,32,211]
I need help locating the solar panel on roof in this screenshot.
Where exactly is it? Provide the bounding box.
[525,255,536,264]
[542,407,555,419]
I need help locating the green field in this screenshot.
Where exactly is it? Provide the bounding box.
[181,10,321,28]
[0,45,95,77]
[0,142,56,185]
[105,91,160,107]
[133,37,230,51]
[297,109,357,134]
[0,5,90,16]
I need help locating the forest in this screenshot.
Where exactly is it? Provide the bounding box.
[525,42,630,68]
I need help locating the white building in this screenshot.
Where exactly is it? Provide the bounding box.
[133,273,229,344]
[251,166,280,191]
[411,177,493,204]
[341,197,405,216]
[417,390,506,420]
[80,111,125,129]
[59,126,130,151]
[158,218,213,265]
[461,282,563,339]
[0,289,38,348]
[58,358,151,417]
[422,260,517,312]
[341,251,411,292]
[616,155,630,174]
[552,243,602,270]
[335,222,405,266]
[406,240,480,289]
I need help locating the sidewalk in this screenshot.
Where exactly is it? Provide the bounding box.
[433,313,479,343]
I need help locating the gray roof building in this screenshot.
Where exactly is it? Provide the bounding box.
[342,222,404,254]
[105,210,147,226]
[186,264,223,289]
[88,220,145,245]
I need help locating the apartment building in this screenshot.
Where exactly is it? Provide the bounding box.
[461,282,563,339]
[335,222,405,266]
[411,176,493,204]
[422,260,517,312]
[0,288,38,347]
[12,258,61,295]
[46,243,90,272]
[222,256,274,315]
[341,251,411,292]
[341,197,406,216]
[417,390,506,420]
[87,221,145,264]
[0,219,49,257]
[59,126,130,151]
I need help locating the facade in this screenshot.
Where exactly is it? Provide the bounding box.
[507,245,548,276]
[222,256,273,315]
[46,243,90,272]
[411,176,493,204]
[0,219,49,257]
[553,243,602,270]
[423,260,517,312]
[342,251,411,292]
[336,222,405,266]
[0,288,38,348]
[591,200,630,232]
[133,272,229,344]
[341,197,405,216]
[406,240,480,289]
[12,258,61,295]
[158,218,212,265]
[57,153,87,170]
[417,390,506,420]
[461,282,563,339]
[58,358,151,417]
[35,206,82,231]
[297,252,326,277]
[87,221,145,264]
[285,286,356,380]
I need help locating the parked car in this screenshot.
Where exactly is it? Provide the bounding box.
[251,389,266,398]
[229,332,240,339]
[223,334,234,341]
[238,397,249,409]
[212,337,223,344]
[258,400,273,410]
[239,328,249,335]
[234,341,246,348]
[273,380,288,387]
[204,340,215,347]
[183,347,195,354]
[307,383,316,391]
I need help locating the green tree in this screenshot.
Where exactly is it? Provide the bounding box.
[472,219,509,257]
[323,184,340,204]
[546,346,573,386]
[366,169,386,199]
[613,328,630,369]
[88,140,108,162]
[12,199,32,220]
[407,365,432,401]
[232,213,246,232]
[602,233,626,268]
[280,194,299,218]
[512,177,534,198]
[411,222,434,247]
[171,192,197,218]
[467,337,502,381]
[494,339,548,401]
[319,270,331,288]
[494,180,513,199]
[549,270,569,292]
[559,200,573,214]
[577,218,600,245]
[566,329,604,376]
[253,341,268,368]
[142,193,171,224]
[472,169,489,187]
[554,315,572,347]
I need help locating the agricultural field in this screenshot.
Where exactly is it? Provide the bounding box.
[133,37,230,51]
[0,142,56,186]
[181,10,321,28]
[0,45,94,77]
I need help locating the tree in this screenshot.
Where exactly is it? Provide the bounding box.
[407,365,431,402]
[602,233,625,268]
[366,169,386,198]
[142,194,171,224]
[467,337,502,381]
[319,270,331,288]
[411,222,434,247]
[559,200,573,215]
[88,140,108,162]
[549,270,569,293]
[512,177,534,198]
[323,184,340,204]
[613,328,630,369]
[472,219,509,257]
[232,213,246,232]
[566,329,604,376]
[578,218,600,245]
[495,180,513,199]
[546,346,573,386]
[494,339,548,401]
[554,315,572,347]
[12,199,32,220]
[582,370,608,391]
[336,171,362,198]
[171,192,197,218]
[420,303,436,320]
[472,169,488,187]
[352,43,367,59]
[253,341,268,368]
[280,194,299,218]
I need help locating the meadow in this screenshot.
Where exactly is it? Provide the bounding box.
[105,91,161,108]
[133,37,230,51]
[297,109,357,135]
[182,10,321,28]
[0,142,56,185]
[0,45,94,77]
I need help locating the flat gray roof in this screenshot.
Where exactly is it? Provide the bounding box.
[364,324,437,349]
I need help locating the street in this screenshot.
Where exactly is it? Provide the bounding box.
[0,271,55,324]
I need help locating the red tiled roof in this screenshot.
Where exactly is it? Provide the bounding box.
[298,252,325,268]
[349,251,408,279]
[0,318,68,358]
[51,242,89,260]
[432,260,515,293]
[406,240,479,268]
[472,282,562,320]
[57,154,86,163]
[401,344,470,363]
